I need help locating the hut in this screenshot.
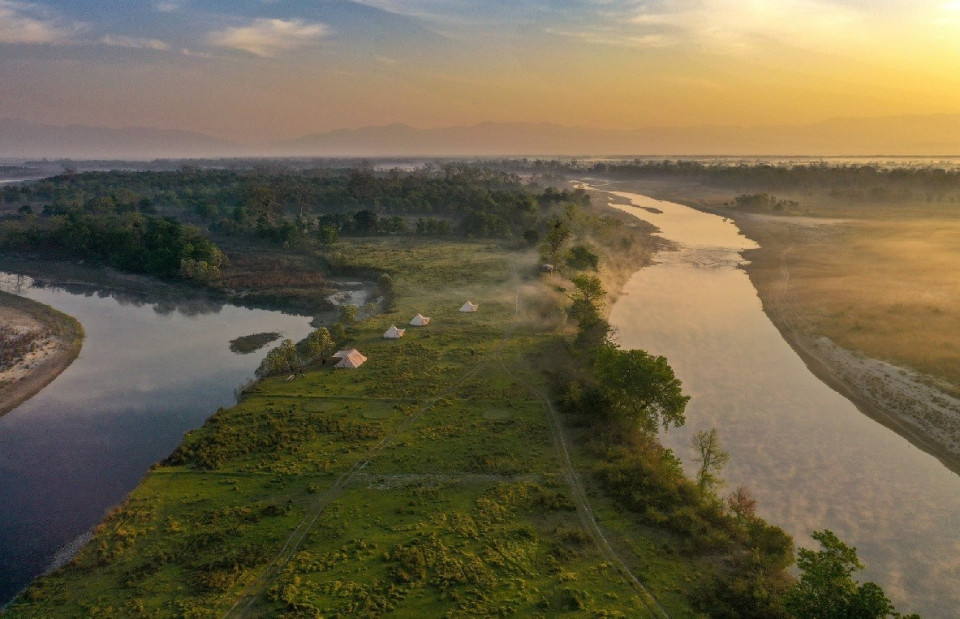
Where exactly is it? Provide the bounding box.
[410,313,431,326]
[459,301,479,313]
[383,325,405,339]
[332,348,367,369]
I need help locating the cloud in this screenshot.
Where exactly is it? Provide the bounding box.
[0,0,84,45]
[207,18,328,57]
[544,0,870,56]
[156,1,181,11]
[100,35,171,51]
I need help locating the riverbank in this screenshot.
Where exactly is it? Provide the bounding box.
[604,179,960,476]
[0,290,83,416]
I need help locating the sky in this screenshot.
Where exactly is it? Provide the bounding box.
[1,0,960,143]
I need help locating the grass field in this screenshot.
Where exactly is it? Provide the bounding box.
[8,231,731,617]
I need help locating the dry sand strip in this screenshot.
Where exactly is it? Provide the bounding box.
[0,290,83,416]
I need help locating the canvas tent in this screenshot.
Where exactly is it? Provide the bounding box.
[332,348,367,369]
[459,301,478,313]
[383,325,405,339]
[409,313,431,326]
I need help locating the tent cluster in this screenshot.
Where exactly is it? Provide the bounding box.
[334,303,476,370]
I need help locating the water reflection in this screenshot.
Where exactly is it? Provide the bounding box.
[23,276,230,317]
[605,189,960,617]
[0,272,313,604]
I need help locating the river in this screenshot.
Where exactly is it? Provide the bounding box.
[0,273,313,605]
[605,189,960,617]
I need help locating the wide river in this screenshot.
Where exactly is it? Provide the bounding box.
[0,273,313,605]
[606,189,960,617]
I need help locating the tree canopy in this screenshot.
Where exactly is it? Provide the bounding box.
[594,346,689,433]
[785,529,901,619]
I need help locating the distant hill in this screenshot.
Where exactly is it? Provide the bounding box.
[3,114,959,159]
[0,118,241,159]
[278,115,960,157]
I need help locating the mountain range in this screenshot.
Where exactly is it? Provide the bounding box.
[2,115,959,159]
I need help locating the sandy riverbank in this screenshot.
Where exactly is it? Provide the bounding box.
[0,290,83,416]
[604,179,960,476]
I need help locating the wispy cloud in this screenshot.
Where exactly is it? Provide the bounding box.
[628,0,860,49]
[545,0,868,55]
[207,18,328,57]
[0,0,84,45]
[155,1,181,11]
[100,35,170,51]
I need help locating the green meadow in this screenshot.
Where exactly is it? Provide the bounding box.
[7,237,695,617]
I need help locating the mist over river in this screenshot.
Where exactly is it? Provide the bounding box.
[0,273,313,605]
[604,188,960,617]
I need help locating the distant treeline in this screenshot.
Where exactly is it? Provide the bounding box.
[730,193,800,212]
[0,164,589,245]
[487,158,960,202]
[0,165,590,283]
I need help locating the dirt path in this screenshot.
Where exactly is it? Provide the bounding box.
[0,291,83,416]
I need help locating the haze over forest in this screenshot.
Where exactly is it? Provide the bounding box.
[2,1,959,158]
[3,115,960,159]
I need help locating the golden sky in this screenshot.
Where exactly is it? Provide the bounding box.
[1,0,959,143]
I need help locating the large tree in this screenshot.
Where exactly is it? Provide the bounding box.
[594,346,689,433]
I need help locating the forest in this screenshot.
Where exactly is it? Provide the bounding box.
[0,164,589,283]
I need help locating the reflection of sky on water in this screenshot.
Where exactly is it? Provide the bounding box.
[606,191,960,617]
[0,273,312,604]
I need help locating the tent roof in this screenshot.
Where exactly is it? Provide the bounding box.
[334,350,367,368]
[459,301,478,312]
[410,313,431,326]
[332,348,359,358]
[383,325,405,339]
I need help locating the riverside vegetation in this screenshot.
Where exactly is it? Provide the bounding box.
[1,164,906,617]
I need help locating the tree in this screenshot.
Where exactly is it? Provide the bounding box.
[566,244,599,271]
[594,346,689,432]
[727,485,757,520]
[338,304,358,326]
[691,428,729,493]
[568,274,611,352]
[247,184,280,226]
[298,327,336,364]
[570,274,604,304]
[256,339,298,378]
[352,209,379,234]
[541,219,570,262]
[785,530,898,619]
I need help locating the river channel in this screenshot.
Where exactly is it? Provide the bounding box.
[604,188,960,617]
[0,273,313,605]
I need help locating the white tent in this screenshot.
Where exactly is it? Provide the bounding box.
[409,313,431,326]
[383,325,405,339]
[459,301,478,313]
[332,348,367,369]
